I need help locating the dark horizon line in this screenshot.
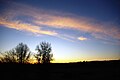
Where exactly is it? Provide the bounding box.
[0,59,120,64]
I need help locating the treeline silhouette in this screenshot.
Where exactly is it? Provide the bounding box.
[0,41,53,64]
[1,42,120,80]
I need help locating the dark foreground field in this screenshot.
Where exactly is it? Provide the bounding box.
[0,60,120,80]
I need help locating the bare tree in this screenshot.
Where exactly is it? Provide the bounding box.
[15,43,31,63]
[35,42,53,63]
[0,43,31,63]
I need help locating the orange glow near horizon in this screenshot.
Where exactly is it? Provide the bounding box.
[28,57,119,64]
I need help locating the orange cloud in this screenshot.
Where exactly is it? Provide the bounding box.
[32,12,120,41]
[78,36,87,41]
[1,2,120,44]
[0,18,57,36]
[35,16,120,40]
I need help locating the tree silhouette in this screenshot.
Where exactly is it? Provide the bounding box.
[15,43,31,63]
[0,43,31,63]
[0,49,17,63]
[35,42,53,63]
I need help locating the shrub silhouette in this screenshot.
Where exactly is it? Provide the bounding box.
[35,42,53,63]
[0,49,17,63]
[0,43,31,63]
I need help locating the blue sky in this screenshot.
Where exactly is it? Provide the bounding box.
[0,0,120,62]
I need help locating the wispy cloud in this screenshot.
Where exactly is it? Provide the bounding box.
[36,16,120,40]
[0,18,57,36]
[78,36,87,41]
[0,1,120,44]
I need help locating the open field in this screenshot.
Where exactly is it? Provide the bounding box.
[0,60,120,80]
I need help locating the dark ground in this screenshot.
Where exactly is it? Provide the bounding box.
[0,60,120,80]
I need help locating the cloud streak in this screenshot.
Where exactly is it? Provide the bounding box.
[0,1,120,44]
[0,18,57,36]
[35,16,120,40]
[78,37,87,41]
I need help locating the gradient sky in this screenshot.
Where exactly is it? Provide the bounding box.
[0,0,120,63]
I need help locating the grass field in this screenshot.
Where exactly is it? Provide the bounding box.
[0,60,120,80]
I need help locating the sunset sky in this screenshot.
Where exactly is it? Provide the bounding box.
[0,0,120,63]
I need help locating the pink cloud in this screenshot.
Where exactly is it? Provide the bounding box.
[0,18,57,36]
[1,2,120,44]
